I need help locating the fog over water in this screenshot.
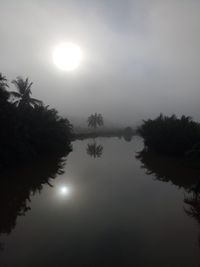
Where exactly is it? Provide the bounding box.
[0,0,200,125]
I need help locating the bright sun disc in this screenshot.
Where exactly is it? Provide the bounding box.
[53,42,82,71]
[60,186,70,195]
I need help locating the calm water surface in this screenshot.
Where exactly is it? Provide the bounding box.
[0,137,200,267]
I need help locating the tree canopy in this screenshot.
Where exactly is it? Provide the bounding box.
[0,73,73,167]
[10,77,42,108]
[137,114,200,157]
[87,113,104,130]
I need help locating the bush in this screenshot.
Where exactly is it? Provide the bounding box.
[137,114,200,156]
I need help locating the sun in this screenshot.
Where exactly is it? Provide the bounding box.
[53,42,82,71]
[60,186,70,195]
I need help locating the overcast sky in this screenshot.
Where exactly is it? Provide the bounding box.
[0,0,200,125]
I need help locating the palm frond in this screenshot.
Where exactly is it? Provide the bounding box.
[30,98,43,106]
[12,99,20,106]
[9,91,21,98]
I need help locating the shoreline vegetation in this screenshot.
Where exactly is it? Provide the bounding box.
[0,73,135,169]
[0,73,73,168]
[137,114,200,159]
[1,72,200,170]
[1,74,200,238]
[73,127,136,141]
[73,112,136,141]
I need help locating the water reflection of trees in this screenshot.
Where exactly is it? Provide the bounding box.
[184,182,200,242]
[137,149,200,247]
[123,135,132,142]
[184,191,200,221]
[86,141,103,158]
[122,127,133,142]
[0,155,68,237]
[136,150,200,190]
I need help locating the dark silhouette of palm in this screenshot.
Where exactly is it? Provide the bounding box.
[87,142,103,158]
[10,77,42,108]
[87,113,104,131]
[0,73,9,102]
[0,73,8,89]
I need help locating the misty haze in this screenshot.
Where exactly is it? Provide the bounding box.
[0,1,200,266]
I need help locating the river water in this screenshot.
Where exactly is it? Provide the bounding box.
[0,137,200,267]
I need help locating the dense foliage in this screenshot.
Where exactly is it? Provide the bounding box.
[137,114,200,156]
[0,74,73,167]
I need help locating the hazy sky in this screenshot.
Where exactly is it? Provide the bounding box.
[0,0,200,125]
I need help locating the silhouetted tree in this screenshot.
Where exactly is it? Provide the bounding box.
[0,73,73,167]
[137,114,200,156]
[21,105,73,158]
[0,73,9,89]
[0,73,10,103]
[10,77,42,108]
[87,113,104,131]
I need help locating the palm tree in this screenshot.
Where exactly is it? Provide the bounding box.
[0,73,9,102]
[0,73,8,89]
[87,113,104,131]
[10,77,42,108]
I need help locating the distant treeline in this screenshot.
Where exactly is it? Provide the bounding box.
[74,126,135,141]
[0,74,73,167]
[137,114,200,157]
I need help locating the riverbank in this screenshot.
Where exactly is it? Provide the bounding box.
[73,128,136,140]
